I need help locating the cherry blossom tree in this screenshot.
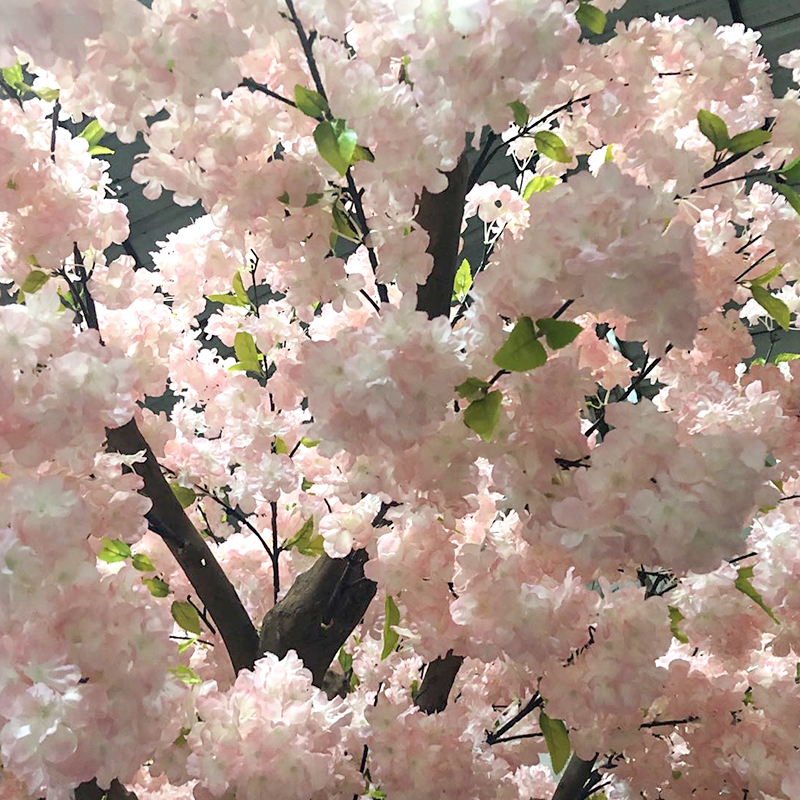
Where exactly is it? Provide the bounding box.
[3,1,800,799]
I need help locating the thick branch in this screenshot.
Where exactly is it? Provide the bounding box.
[415,153,471,319]
[75,779,138,800]
[258,548,376,687]
[551,754,597,800]
[106,419,259,675]
[415,652,464,713]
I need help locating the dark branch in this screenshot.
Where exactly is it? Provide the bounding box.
[106,419,259,674]
[415,652,464,714]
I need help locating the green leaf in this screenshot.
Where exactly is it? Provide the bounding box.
[277,190,290,204]
[171,601,201,635]
[34,86,60,102]
[749,263,782,287]
[337,647,353,674]
[301,477,315,491]
[169,482,196,509]
[727,129,771,155]
[274,436,289,455]
[173,727,191,746]
[88,145,115,156]
[493,317,548,371]
[21,269,49,294]
[463,390,503,441]
[774,352,800,363]
[575,2,607,34]
[668,606,689,644]
[536,318,582,350]
[452,258,472,302]
[79,119,105,148]
[697,110,730,151]
[750,357,766,367]
[534,130,571,163]
[177,636,197,653]
[132,553,156,572]
[508,100,529,128]
[207,293,249,307]
[735,565,779,623]
[294,85,330,120]
[351,144,374,164]
[232,271,250,306]
[283,517,324,556]
[300,437,320,448]
[313,120,360,176]
[604,144,614,162]
[751,285,791,331]
[522,174,558,199]
[456,376,491,401]
[304,192,324,207]
[780,155,800,183]
[143,576,170,597]
[97,538,132,564]
[170,664,202,685]
[775,183,800,216]
[381,595,400,659]
[1,63,26,93]
[234,331,263,373]
[331,201,360,243]
[539,711,571,774]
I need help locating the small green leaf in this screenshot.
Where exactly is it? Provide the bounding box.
[780,155,800,183]
[132,553,156,572]
[331,201,360,243]
[88,145,115,156]
[143,576,171,597]
[750,357,766,367]
[234,331,262,373]
[207,293,249,307]
[534,130,571,163]
[173,727,191,745]
[727,129,771,155]
[774,352,800,363]
[232,271,250,306]
[79,119,105,147]
[734,565,779,623]
[381,595,400,659]
[304,192,324,207]
[508,100,529,128]
[575,2,607,34]
[456,376,491,401]
[283,517,324,556]
[314,120,360,176]
[522,175,558,199]
[775,183,800,216]
[1,63,27,94]
[34,86,60,102]
[294,85,329,120]
[668,606,689,644]
[97,538,132,564]
[452,258,472,302]
[539,711,571,774]
[171,601,201,635]
[274,436,288,455]
[277,190,290,204]
[749,263,782,287]
[697,110,730,151]
[21,269,49,294]
[169,482,196,509]
[300,437,320,448]
[301,477,314,491]
[463,390,503,441]
[604,144,614,162]
[537,318,582,350]
[494,317,548,371]
[351,144,374,164]
[177,636,197,653]
[170,664,202,685]
[751,285,790,331]
[337,647,353,674]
